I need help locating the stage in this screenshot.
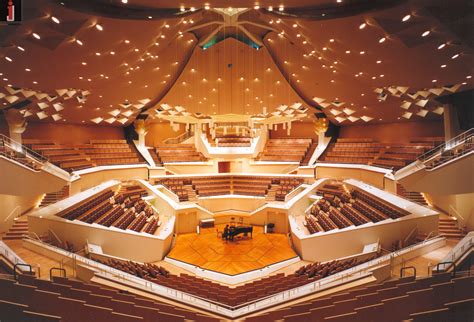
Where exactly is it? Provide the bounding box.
[166,224,298,275]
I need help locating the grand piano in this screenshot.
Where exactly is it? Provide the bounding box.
[226,225,253,241]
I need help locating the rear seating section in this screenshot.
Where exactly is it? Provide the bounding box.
[0,273,219,321]
[216,135,252,147]
[56,184,159,235]
[155,144,206,163]
[305,182,409,234]
[321,137,444,170]
[155,176,305,199]
[22,139,145,172]
[97,256,368,307]
[244,273,473,322]
[258,138,313,163]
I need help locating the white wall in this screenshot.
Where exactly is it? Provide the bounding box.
[427,192,474,231]
[0,194,41,232]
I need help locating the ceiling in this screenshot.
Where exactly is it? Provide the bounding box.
[0,0,472,127]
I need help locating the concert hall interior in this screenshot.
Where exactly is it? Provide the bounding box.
[0,0,473,321]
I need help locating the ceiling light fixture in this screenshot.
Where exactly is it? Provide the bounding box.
[76,39,83,45]
[95,24,103,31]
[51,16,60,24]
[17,46,25,51]
[379,37,386,43]
[32,33,41,39]
[254,5,260,10]
[359,22,366,29]
[5,56,12,62]
[268,6,273,11]
[204,4,210,10]
[451,53,459,59]
[437,43,446,50]
[121,0,128,3]
[421,30,430,37]
[402,14,411,22]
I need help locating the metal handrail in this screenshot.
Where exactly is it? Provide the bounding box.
[418,128,473,162]
[400,266,417,278]
[163,130,194,144]
[49,267,67,280]
[3,205,21,223]
[0,134,49,164]
[13,263,32,280]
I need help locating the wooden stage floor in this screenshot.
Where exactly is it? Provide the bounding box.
[166,225,298,275]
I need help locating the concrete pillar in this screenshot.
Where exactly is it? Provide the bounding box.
[443,104,460,142]
[4,109,27,147]
[133,119,148,148]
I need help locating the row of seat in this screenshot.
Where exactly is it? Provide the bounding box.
[0,273,218,321]
[244,273,473,322]
[155,176,305,199]
[306,183,408,234]
[94,255,371,308]
[321,137,444,170]
[57,185,158,235]
[155,144,206,163]
[22,139,144,172]
[258,138,313,163]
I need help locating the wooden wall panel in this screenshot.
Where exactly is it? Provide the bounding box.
[338,121,444,143]
[23,122,125,144]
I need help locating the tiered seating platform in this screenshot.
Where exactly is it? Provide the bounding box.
[23,139,145,172]
[154,175,305,200]
[56,184,158,235]
[321,137,444,170]
[155,144,206,163]
[0,273,219,321]
[305,182,410,234]
[244,272,473,321]
[258,138,313,163]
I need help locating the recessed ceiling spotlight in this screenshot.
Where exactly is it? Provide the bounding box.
[279,5,284,11]
[190,7,196,11]
[25,68,31,71]
[32,33,41,39]
[164,24,170,28]
[268,6,273,11]
[204,4,210,10]
[254,5,260,10]
[402,14,411,22]
[379,37,386,43]
[95,24,103,31]
[376,60,382,64]
[345,50,351,54]
[293,24,297,28]
[121,0,128,3]
[76,39,83,45]
[329,38,335,42]
[125,39,130,44]
[441,64,446,68]
[437,43,446,50]
[337,0,342,3]
[421,30,430,37]
[467,75,472,79]
[432,79,437,83]
[17,45,25,51]
[81,62,87,65]
[5,56,12,62]
[451,53,460,59]
[180,7,185,12]
[33,81,38,84]
[51,16,60,24]
[359,22,367,29]
[360,51,365,54]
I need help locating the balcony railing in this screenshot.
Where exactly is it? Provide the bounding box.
[163,130,194,144]
[417,128,473,168]
[0,134,48,170]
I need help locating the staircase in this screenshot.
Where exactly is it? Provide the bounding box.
[183,185,198,202]
[265,185,278,202]
[39,185,69,207]
[301,141,318,166]
[397,184,428,206]
[438,215,466,239]
[3,218,29,240]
